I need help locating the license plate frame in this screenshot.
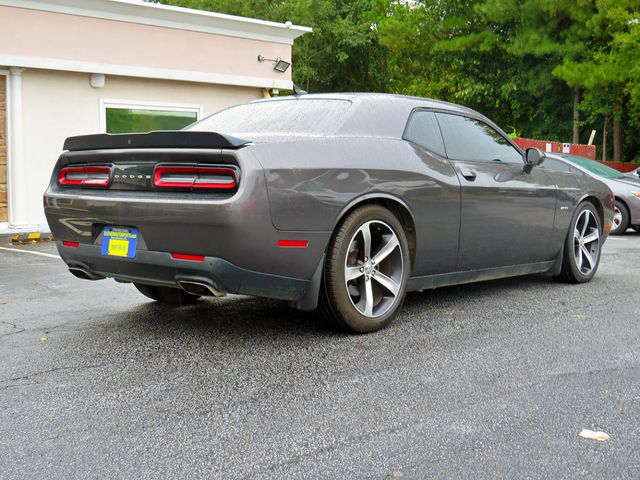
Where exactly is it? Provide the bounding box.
[100,226,138,258]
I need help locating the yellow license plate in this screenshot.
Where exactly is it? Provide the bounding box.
[107,238,130,257]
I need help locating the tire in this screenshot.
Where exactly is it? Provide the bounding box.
[134,283,200,305]
[610,200,629,235]
[556,202,602,283]
[320,205,410,333]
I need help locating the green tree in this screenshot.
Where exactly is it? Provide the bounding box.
[150,0,640,161]
[151,0,387,92]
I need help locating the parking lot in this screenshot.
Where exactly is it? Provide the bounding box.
[1,233,639,479]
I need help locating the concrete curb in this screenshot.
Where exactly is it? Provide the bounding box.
[11,232,54,245]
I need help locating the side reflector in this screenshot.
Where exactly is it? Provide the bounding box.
[154,166,237,190]
[62,241,79,248]
[278,239,309,248]
[604,225,612,232]
[171,253,205,261]
[58,166,111,187]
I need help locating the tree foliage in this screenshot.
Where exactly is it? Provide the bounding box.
[151,0,640,161]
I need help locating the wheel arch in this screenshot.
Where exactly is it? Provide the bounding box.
[333,194,417,269]
[612,195,630,216]
[579,194,605,230]
[294,194,417,312]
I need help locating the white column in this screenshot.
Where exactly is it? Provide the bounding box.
[7,67,26,227]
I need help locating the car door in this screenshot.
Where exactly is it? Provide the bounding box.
[435,112,557,271]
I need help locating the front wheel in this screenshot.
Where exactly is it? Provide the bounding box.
[134,283,200,305]
[320,205,410,333]
[556,202,602,283]
[610,200,629,235]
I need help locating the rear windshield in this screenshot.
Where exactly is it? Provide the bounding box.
[563,155,626,179]
[188,99,352,136]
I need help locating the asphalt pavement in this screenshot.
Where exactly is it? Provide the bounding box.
[0,233,639,479]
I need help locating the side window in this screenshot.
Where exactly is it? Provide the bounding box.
[403,110,446,157]
[539,158,572,173]
[435,112,523,164]
[539,158,586,175]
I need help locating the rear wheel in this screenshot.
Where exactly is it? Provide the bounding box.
[134,283,200,305]
[610,200,629,235]
[320,205,410,333]
[556,202,602,283]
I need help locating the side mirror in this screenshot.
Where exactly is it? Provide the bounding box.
[524,147,546,167]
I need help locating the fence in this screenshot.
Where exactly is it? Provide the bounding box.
[513,137,596,159]
[514,137,637,173]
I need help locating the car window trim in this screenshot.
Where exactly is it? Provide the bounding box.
[401,108,449,158]
[430,109,524,164]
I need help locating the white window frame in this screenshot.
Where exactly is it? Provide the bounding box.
[99,99,203,133]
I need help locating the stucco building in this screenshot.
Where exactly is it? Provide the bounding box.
[0,0,309,230]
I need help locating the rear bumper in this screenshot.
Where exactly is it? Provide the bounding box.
[43,153,331,281]
[59,241,313,301]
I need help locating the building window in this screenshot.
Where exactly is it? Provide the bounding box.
[101,100,201,134]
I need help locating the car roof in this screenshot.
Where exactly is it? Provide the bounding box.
[247,93,494,138]
[250,92,478,115]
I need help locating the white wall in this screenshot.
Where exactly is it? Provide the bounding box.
[18,69,261,226]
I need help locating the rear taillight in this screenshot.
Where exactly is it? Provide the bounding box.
[153,166,237,190]
[58,166,111,187]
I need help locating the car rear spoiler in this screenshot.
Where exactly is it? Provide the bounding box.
[63,131,250,152]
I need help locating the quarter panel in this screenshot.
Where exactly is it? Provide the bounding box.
[253,138,461,276]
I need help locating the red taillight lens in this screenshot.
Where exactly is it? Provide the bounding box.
[58,166,111,187]
[153,166,237,190]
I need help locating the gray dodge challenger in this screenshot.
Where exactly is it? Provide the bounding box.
[44,93,615,333]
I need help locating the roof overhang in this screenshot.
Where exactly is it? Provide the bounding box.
[0,0,311,90]
[0,0,311,45]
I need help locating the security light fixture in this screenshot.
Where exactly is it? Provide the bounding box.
[90,73,105,88]
[257,54,291,73]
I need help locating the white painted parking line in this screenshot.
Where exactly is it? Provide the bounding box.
[0,246,61,259]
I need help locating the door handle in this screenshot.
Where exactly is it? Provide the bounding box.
[460,168,477,181]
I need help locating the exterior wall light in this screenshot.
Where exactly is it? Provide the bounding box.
[90,73,106,88]
[257,55,291,73]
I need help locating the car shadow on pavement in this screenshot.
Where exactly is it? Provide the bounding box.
[118,294,333,337]
[99,272,564,341]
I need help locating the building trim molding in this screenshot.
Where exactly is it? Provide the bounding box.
[0,54,294,90]
[0,0,311,45]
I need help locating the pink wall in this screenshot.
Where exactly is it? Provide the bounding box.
[0,5,291,81]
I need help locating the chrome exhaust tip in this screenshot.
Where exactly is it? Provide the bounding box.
[177,280,226,298]
[68,267,104,281]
